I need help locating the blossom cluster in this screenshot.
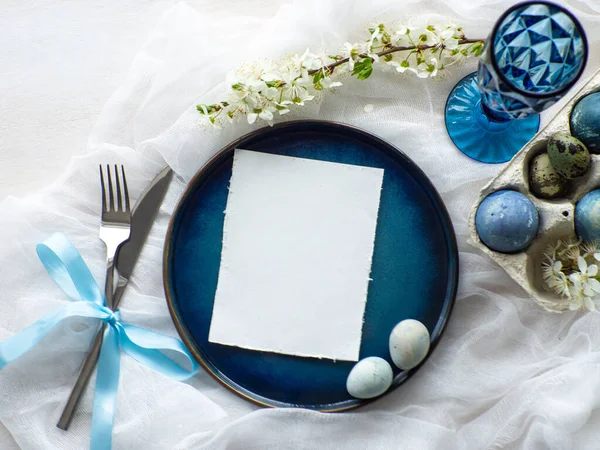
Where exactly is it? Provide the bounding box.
[197,21,484,127]
[542,239,600,312]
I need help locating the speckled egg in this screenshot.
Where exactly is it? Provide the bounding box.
[389,319,430,371]
[475,190,539,253]
[571,92,600,154]
[575,189,600,242]
[547,133,590,179]
[346,357,393,399]
[529,152,567,199]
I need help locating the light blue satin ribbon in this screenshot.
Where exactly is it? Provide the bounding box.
[0,233,199,450]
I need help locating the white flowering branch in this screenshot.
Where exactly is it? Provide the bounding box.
[542,239,600,312]
[197,21,485,127]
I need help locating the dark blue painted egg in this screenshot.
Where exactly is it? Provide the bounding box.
[475,190,539,253]
[571,92,600,154]
[575,189,600,242]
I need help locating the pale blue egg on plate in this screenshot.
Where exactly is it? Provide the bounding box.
[571,92,600,154]
[575,189,600,242]
[389,319,430,371]
[475,190,539,253]
[346,357,393,399]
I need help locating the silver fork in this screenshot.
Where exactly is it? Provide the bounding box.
[98,164,131,310]
[56,165,131,430]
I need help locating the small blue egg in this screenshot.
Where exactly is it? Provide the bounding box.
[571,92,600,154]
[475,190,539,253]
[575,190,600,242]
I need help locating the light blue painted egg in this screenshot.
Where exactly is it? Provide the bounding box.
[346,357,393,399]
[389,319,430,371]
[571,92,600,154]
[475,190,539,253]
[575,189,600,242]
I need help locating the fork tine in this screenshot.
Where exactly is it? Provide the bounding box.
[106,164,115,211]
[114,165,123,212]
[121,166,131,212]
[99,165,106,212]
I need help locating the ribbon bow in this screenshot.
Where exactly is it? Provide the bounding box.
[0,233,199,450]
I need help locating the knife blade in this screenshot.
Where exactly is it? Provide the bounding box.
[57,166,173,430]
[115,166,173,281]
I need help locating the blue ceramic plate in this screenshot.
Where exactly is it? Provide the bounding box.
[164,121,458,411]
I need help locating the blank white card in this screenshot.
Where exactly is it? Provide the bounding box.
[208,149,384,361]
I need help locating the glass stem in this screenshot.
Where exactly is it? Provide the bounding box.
[474,100,512,132]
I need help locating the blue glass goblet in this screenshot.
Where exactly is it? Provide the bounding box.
[445,1,588,163]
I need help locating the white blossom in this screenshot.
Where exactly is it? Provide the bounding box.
[197,20,482,126]
[543,240,600,312]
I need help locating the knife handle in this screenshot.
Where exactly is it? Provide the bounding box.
[57,275,128,430]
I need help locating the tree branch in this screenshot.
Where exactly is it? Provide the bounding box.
[308,38,484,75]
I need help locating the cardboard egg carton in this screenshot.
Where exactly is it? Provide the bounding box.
[468,69,600,313]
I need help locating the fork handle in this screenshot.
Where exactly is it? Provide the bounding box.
[105,257,116,310]
[57,276,128,430]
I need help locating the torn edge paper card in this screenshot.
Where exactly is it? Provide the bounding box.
[208,149,384,361]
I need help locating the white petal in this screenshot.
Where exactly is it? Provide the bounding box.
[569,302,580,311]
[584,286,595,297]
[247,113,258,124]
[585,296,596,311]
[570,273,581,284]
[588,265,598,277]
[444,38,459,50]
[439,29,454,39]
[578,256,588,273]
[588,278,600,293]
[554,261,563,271]
[259,110,274,121]
[594,253,600,261]
[261,72,280,82]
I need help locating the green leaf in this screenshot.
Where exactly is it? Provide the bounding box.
[351,58,373,77]
[357,66,373,80]
[471,42,484,57]
[313,70,324,85]
[227,111,235,119]
[197,104,207,114]
[231,83,243,90]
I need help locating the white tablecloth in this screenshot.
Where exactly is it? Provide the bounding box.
[1,1,600,449]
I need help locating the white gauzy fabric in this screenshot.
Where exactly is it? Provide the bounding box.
[1,0,600,449]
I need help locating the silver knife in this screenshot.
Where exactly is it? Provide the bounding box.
[57,167,173,430]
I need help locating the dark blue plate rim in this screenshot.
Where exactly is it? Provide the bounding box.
[163,120,459,412]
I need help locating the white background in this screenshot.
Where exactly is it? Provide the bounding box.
[0,0,285,202]
[2,1,600,449]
